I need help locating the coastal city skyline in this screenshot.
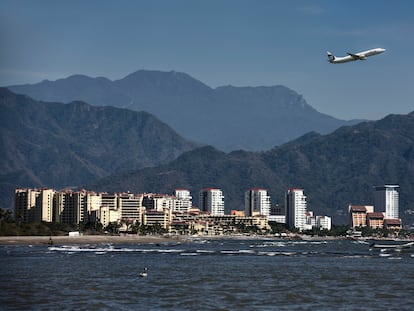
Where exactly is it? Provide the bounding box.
[14,183,401,234]
[2,2,413,309]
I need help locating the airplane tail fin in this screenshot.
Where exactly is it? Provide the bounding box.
[327,51,335,62]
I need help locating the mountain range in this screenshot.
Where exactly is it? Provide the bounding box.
[1,87,412,225]
[0,88,197,209]
[90,112,414,225]
[7,70,361,151]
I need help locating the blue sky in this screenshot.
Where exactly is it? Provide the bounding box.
[1,0,413,120]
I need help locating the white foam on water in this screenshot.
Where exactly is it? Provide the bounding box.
[196,249,215,253]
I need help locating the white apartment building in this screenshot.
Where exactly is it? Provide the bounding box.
[94,205,120,228]
[305,212,332,231]
[317,216,332,231]
[38,189,55,222]
[286,188,307,231]
[244,188,271,217]
[375,185,399,219]
[199,188,225,216]
[101,193,118,210]
[118,193,144,223]
[142,190,192,213]
[142,194,175,211]
[14,188,54,223]
[143,208,172,230]
[84,192,101,213]
[174,189,192,212]
[83,191,102,222]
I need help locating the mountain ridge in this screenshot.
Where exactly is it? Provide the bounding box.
[7,69,362,151]
[90,111,414,225]
[0,88,198,209]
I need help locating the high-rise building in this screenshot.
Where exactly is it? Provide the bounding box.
[37,189,55,222]
[199,188,225,216]
[14,188,55,223]
[15,188,36,223]
[374,185,399,219]
[54,190,85,224]
[286,188,307,231]
[83,191,102,222]
[101,193,118,210]
[244,188,271,217]
[118,193,144,223]
[174,189,192,212]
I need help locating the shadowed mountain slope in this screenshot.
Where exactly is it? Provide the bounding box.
[0,88,197,208]
[91,111,414,225]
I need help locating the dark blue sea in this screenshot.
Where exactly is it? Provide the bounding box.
[1,238,413,310]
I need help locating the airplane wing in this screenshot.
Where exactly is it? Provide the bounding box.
[347,52,367,60]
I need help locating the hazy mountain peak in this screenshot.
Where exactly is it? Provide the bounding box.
[7,69,361,151]
[115,69,212,93]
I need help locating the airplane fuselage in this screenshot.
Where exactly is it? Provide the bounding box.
[327,48,386,64]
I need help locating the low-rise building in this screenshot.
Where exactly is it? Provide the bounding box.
[367,212,384,229]
[269,204,286,224]
[348,205,374,228]
[143,208,173,230]
[317,216,332,231]
[383,218,402,231]
[304,211,332,231]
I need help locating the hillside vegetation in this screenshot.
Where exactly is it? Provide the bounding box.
[91,112,414,224]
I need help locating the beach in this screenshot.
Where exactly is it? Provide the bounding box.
[0,235,178,246]
[1,234,408,246]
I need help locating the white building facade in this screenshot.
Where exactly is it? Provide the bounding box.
[375,185,399,219]
[244,188,271,217]
[14,188,55,223]
[286,188,307,231]
[199,188,225,216]
[174,189,192,212]
[118,193,144,223]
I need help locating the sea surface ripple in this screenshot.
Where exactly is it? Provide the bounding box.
[1,239,413,310]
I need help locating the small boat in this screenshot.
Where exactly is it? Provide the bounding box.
[139,267,148,278]
[369,241,414,250]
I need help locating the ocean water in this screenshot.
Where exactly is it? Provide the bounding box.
[1,238,413,310]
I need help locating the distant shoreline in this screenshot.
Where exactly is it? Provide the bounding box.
[0,235,178,246]
[0,234,329,245]
[1,234,410,246]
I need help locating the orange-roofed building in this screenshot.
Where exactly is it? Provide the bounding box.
[367,212,384,229]
[383,218,402,231]
[348,205,374,228]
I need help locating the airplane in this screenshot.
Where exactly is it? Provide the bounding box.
[327,48,386,64]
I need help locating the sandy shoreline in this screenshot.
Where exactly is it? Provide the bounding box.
[1,234,409,246]
[0,235,179,246]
